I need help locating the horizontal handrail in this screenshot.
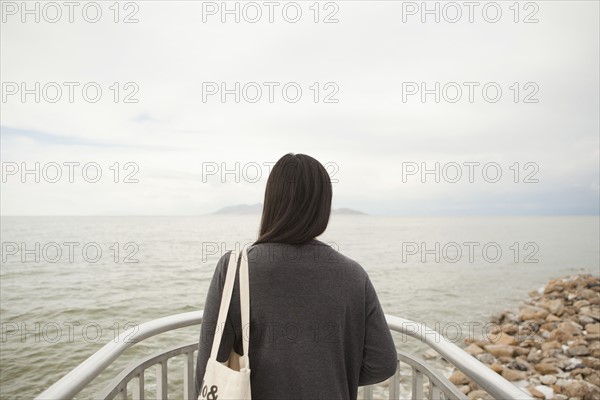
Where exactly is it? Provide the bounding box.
[36,311,531,400]
[386,316,531,400]
[36,311,203,400]
[99,346,465,400]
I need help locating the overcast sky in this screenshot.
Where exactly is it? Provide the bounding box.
[1,1,598,216]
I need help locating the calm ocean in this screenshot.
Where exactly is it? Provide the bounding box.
[1,215,598,399]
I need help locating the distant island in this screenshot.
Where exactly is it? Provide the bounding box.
[213,203,366,215]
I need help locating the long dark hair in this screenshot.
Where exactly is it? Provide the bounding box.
[254,153,332,244]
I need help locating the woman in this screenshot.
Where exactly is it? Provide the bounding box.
[195,153,397,399]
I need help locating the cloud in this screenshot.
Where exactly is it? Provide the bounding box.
[1,1,598,215]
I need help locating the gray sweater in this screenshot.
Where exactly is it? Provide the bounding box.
[194,240,398,399]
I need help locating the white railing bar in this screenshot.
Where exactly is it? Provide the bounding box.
[36,312,531,400]
[156,360,168,400]
[132,373,144,400]
[184,351,195,400]
[386,315,531,400]
[363,384,374,400]
[430,380,443,400]
[389,359,400,400]
[98,343,198,400]
[412,367,424,400]
[36,311,203,400]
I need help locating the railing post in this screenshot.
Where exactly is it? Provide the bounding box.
[117,387,127,400]
[429,380,443,400]
[363,385,373,400]
[411,367,423,400]
[184,351,195,400]
[132,372,144,400]
[156,361,168,400]
[389,359,400,400]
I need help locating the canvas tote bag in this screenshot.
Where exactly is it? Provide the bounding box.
[198,247,252,400]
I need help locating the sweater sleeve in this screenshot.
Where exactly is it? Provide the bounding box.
[358,274,398,386]
[194,251,238,399]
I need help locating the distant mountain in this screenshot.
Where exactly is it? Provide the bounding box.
[213,203,263,215]
[331,207,367,215]
[213,203,366,215]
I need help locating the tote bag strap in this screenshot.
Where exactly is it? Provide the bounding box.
[239,245,250,370]
[209,246,251,370]
[210,249,238,359]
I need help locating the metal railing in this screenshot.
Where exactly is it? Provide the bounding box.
[35,311,532,400]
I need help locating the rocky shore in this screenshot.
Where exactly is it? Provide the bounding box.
[450,274,600,400]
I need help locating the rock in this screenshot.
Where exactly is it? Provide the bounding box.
[535,363,561,375]
[464,343,484,356]
[502,368,528,381]
[458,384,470,394]
[544,299,565,316]
[529,289,543,299]
[580,289,599,301]
[580,315,597,325]
[563,356,584,371]
[580,306,600,320]
[489,363,504,373]
[423,349,438,359]
[570,367,594,376]
[584,383,600,400]
[542,341,562,351]
[476,353,495,365]
[528,348,544,363]
[582,356,600,370]
[502,334,518,345]
[514,346,531,356]
[467,390,494,400]
[589,341,600,358]
[574,299,591,309]
[560,379,600,400]
[555,378,568,387]
[585,323,600,335]
[544,280,565,294]
[562,380,588,398]
[563,305,577,316]
[498,356,514,364]
[527,385,544,398]
[510,358,533,371]
[520,306,550,321]
[568,343,590,356]
[534,384,554,399]
[449,370,470,385]
[547,314,562,322]
[549,321,582,343]
[541,322,558,333]
[589,372,600,387]
[489,332,517,346]
[484,344,514,358]
[540,375,557,385]
[502,323,519,335]
[540,356,560,364]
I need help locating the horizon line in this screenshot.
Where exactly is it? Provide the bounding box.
[1,214,599,218]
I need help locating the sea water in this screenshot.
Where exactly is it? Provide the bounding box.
[0,215,598,399]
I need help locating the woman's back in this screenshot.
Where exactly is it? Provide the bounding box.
[195,153,397,399]
[195,240,398,400]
